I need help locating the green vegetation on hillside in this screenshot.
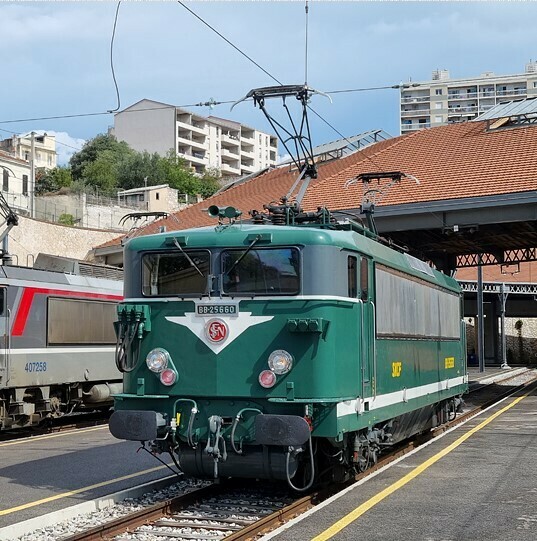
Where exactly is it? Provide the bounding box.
[37,134,220,199]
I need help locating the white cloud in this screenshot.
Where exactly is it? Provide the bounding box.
[46,131,86,166]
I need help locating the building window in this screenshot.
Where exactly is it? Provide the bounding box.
[435,102,442,109]
[533,82,537,88]
[2,170,8,192]
[435,115,443,123]
[139,194,144,202]
[48,154,53,166]
[156,192,160,200]
[24,151,29,161]
[435,89,442,95]
[22,174,28,196]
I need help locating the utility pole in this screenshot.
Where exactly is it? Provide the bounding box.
[30,131,36,219]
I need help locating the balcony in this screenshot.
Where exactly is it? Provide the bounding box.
[240,148,255,159]
[222,147,239,158]
[241,131,255,142]
[401,122,430,131]
[447,105,478,114]
[400,96,430,104]
[241,163,257,174]
[180,151,207,166]
[401,109,430,117]
[447,91,478,100]
[221,162,241,175]
[496,88,527,97]
[190,121,207,135]
[221,132,240,146]
[190,137,207,151]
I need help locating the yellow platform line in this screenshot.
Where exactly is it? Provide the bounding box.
[0,425,108,448]
[0,464,168,516]
[312,391,531,541]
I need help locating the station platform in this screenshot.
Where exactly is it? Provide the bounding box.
[0,425,172,529]
[263,382,537,541]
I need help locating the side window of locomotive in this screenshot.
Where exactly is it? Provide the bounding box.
[360,258,369,301]
[142,251,210,296]
[0,288,5,316]
[347,256,357,298]
[222,248,299,295]
[48,298,117,345]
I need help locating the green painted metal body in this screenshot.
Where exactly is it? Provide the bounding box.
[113,222,467,447]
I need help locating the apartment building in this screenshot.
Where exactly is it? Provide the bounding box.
[0,132,57,170]
[400,61,537,133]
[113,99,278,177]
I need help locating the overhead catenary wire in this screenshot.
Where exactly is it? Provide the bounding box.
[177,0,283,86]
[304,0,309,86]
[108,1,122,113]
[0,85,409,126]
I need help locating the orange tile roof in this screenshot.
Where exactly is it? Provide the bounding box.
[97,120,537,249]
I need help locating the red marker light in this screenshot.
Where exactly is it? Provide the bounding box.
[258,370,277,389]
[160,369,177,386]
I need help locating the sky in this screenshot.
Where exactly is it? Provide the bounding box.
[1,1,537,165]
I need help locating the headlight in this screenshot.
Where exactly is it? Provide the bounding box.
[268,349,293,375]
[146,348,170,373]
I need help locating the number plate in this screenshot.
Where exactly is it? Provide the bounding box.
[196,304,237,316]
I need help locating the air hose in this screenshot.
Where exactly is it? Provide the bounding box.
[285,435,315,492]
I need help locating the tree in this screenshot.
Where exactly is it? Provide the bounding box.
[81,150,120,195]
[69,134,133,181]
[35,167,73,195]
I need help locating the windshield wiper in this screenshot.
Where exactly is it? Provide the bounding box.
[225,235,261,277]
[173,238,204,277]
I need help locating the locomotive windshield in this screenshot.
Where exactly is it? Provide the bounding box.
[222,247,300,295]
[142,251,210,296]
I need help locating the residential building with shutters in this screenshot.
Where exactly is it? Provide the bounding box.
[0,150,31,215]
[112,99,278,177]
[400,61,537,133]
[0,133,57,170]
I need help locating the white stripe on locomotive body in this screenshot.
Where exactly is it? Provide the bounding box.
[125,295,373,304]
[336,375,468,417]
[0,347,116,355]
[0,277,122,296]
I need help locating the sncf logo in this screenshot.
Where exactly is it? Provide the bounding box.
[205,319,228,343]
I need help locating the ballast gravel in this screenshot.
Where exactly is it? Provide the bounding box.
[15,477,210,541]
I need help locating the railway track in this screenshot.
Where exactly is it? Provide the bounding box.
[54,370,537,541]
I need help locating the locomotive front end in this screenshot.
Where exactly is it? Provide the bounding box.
[110,224,351,487]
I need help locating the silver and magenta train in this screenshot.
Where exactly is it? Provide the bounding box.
[0,254,123,429]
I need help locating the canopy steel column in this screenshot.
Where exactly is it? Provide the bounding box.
[477,255,485,372]
[499,282,510,369]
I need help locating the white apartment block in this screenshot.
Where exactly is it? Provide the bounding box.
[400,61,537,133]
[113,99,278,177]
[0,132,57,170]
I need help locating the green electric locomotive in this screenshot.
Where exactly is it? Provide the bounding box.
[110,203,467,490]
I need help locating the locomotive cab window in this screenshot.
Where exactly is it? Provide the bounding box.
[142,251,210,296]
[222,247,299,295]
[347,256,357,298]
[0,288,5,316]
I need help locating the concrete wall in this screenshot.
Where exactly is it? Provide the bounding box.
[35,194,130,231]
[6,215,120,266]
[465,316,537,365]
